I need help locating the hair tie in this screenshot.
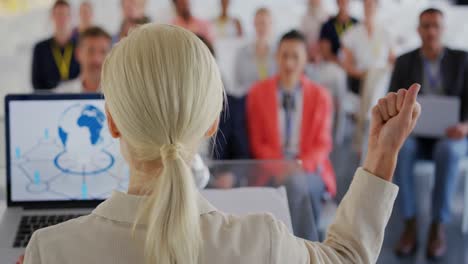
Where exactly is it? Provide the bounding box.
[160,143,183,162]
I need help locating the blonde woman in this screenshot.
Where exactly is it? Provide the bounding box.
[23,24,421,264]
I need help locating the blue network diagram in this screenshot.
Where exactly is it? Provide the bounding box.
[10,103,129,201]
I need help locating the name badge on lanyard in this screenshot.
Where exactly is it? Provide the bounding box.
[52,43,73,81]
[423,58,443,92]
[334,21,353,37]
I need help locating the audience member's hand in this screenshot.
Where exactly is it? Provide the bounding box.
[364,84,421,182]
[273,162,301,186]
[213,172,235,189]
[446,123,468,140]
[16,255,24,264]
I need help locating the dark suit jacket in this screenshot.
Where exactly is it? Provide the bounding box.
[32,37,80,90]
[212,95,250,160]
[389,47,468,121]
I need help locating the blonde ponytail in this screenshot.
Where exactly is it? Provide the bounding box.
[142,143,201,263]
[101,24,224,264]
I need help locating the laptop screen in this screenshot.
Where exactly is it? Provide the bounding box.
[5,94,129,206]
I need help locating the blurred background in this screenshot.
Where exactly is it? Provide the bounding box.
[2,0,468,102]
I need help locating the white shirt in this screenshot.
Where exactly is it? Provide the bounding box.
[301,8,329,46]
[24,168,398,264]
[232,42,276,97]
[341,23,394,71]
[212,17,239,39]
[54,78,101,93]
[54,79,84,93]
[306,62,347,99]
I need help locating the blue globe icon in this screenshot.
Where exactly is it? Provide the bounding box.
[54,103,114,175]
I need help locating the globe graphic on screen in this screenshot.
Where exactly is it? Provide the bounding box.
[54,104,114,175]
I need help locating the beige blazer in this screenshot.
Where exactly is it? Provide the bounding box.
[24,168,398,264]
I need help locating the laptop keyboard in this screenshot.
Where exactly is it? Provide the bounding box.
[13,214,85,248]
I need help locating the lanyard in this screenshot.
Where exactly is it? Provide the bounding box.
[256,60,269,80]
[334,21,353,37]
[216,17,228,37]
[423,58,443,91]
[51,43,73,81]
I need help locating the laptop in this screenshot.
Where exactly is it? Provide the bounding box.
[0,93,129,261]
[412,95,461,138]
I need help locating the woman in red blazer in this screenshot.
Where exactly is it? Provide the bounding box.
[246,74,336,197]
[246,31,337,240]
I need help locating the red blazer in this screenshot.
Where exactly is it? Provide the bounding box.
[246,75,336,196]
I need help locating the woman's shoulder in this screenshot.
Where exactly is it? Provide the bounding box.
[199,212,276,258]
[202,211,278,226]
[31,214,96,246]
[200,211,299,246]
[200,212,308,262]
[202,211,285,241]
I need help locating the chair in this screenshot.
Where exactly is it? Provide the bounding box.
[201,186,293,232]
[414,158,468,233]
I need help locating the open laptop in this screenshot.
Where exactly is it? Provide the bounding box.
[0,93,128,261]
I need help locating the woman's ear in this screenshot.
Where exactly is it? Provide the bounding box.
[105,104,121,138]
[205,118,220,138]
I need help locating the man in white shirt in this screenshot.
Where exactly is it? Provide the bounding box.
[341,0,394,79]
[55,27,112,93]
[340,0,395,151]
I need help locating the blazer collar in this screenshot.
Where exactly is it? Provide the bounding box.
[92,190,217,225]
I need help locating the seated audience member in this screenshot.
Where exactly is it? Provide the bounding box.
[319,0,359,96]
[71,1,94,41]
[172,0,215,44]
[341,0,394,84]
[247,30,335,227]
[232,7,275,97]
[212,0,243,39]
[23,23,422,264]
[209,91,251,189]
[341,0,394,150]
[195,34,250,162]
[319,0,357,63]
[300,0,329,63]
[213,95,250,160]
[390,8,468,259]
[55,27,112,93]
[302,1,347,146]
[32,0,80,91]
[195,35,249,192]
[306,61,347,145]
